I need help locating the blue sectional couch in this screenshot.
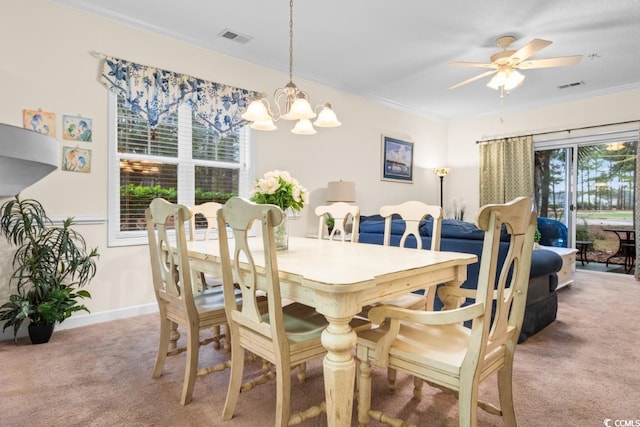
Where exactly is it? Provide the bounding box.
[358,215,563,343]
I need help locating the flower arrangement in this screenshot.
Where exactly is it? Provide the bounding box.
[250,170,309,212]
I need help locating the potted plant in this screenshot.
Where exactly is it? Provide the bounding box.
[326,214,335,235]
[0,196,99,343]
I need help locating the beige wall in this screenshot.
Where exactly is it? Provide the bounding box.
[0,0,448,338]
[1,1,638,339]
[447,89,640,219]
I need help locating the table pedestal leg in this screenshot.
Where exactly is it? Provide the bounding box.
[321,316,357,427]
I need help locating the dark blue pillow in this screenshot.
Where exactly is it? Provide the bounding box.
[358,219,386,234]
[419,217,434,236]
[441,219,486,240]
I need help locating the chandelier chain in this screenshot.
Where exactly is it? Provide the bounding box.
[288,0,294,83]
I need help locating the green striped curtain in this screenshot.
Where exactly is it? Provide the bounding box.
[479,135,534,206]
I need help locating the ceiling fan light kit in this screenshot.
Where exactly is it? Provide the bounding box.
[449,35,583,99]
[241,0,341,135]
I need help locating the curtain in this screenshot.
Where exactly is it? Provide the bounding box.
[479,135,534,206]
[633,131,640,280]
[100,56,259,135]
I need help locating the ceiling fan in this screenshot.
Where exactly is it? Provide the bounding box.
[448,36,583,91]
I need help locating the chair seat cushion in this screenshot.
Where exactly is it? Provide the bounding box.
[195,287,240,311]
[267,302,371,344]
[358,322,469,375]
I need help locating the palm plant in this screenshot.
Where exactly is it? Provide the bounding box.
[0,196,99,341]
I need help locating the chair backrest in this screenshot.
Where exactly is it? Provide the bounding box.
[217,198,287,349]
[474,196,537,353]
[315,202,360,242]
[189,202,223,241]
[146,198,196,313]
[379,201,442,250]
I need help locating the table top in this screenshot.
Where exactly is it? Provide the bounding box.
[603,227,635,233]
[187,237,477,293]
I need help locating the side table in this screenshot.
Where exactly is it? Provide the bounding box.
[538,246,578,289]
[575,240,592,266]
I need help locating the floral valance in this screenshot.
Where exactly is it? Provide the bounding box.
[100,56,259,134]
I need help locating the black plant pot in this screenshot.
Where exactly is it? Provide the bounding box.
[28,323,55,344]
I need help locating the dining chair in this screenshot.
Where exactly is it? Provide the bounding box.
[362,201,443,391]
[315,201,360,242]
[188,202,229,348]
[217,197,370,426]
[188,202,223,291]
[146,197,236,405]
[356,197,537,427]
[377,201,443,311]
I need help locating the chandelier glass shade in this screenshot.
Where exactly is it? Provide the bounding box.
[241,0,341,135]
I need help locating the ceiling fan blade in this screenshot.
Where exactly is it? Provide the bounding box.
[448,70,497,89]
[449,61,498,69]
[510,38,553,63]
[517,55,583,69]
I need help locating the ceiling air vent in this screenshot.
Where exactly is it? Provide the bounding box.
[558,81,584,90]
[218,29,252,44]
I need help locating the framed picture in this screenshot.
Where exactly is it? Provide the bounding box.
[23,109,56,137]
[62,146,92,173]
[381,134,414,183]
[62,115,93,141]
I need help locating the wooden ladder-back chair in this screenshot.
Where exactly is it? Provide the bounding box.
[356,197,537,427]
[315,202,360,242]
[146,198,235,405]
[218,197,369,426]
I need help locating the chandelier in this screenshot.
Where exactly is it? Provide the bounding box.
[241,0,341,135]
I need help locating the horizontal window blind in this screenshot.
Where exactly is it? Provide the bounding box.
[109,93,252,246]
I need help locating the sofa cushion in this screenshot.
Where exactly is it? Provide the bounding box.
[531,248,563,278]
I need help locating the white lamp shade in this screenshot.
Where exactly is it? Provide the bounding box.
[433,167,450,177]
[486,71,506,90]
[241,99,271,122]
[326,181,356,202]
[291,119,317,135]
[504,70,525,90]
[250,119,277,131]
[487,69,525,90]
[283,96,316,121]
[314,104,341,127]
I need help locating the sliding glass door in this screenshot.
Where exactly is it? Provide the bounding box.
[535,132,637,269]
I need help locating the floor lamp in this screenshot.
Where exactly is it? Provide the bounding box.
[433,168,450,208]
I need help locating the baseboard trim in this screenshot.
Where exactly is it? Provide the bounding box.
[0,303,158,342]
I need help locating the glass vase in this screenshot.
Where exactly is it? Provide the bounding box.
[274,214,289,251]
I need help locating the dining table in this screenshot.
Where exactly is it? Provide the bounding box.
[186,236,477,427]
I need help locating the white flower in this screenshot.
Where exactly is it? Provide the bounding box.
[255,176,280,195]
[251,170,307,211]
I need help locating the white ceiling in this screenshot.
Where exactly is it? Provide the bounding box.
[54,0,640,121]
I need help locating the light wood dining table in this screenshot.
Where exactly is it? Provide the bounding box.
[186,236,477,426]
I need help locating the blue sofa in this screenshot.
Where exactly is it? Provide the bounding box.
[358,215,563,343]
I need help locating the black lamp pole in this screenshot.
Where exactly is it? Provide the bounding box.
[439,175,444,208]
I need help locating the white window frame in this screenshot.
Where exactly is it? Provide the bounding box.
[107,92,255,247]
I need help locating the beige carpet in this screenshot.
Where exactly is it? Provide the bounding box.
[1,270,638,426]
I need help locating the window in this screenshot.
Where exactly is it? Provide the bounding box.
[108,93,254,246]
